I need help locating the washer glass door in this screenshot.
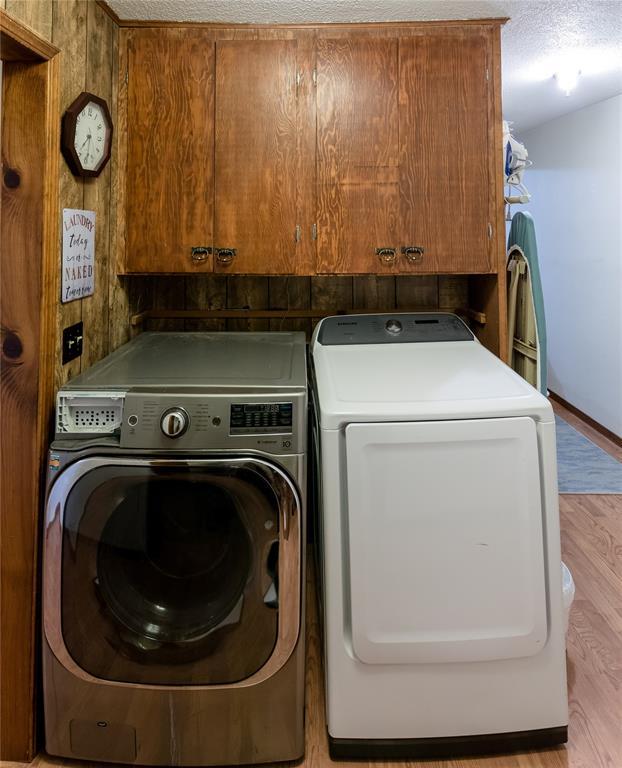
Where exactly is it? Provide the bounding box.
[59,458,294,685]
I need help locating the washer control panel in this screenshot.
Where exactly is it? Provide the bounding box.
[230,402,293,435]
[118,391,305,453]
[317,313,474,345]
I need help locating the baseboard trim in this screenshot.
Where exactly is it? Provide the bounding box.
[328,725,568,760]
[549,391,622,448]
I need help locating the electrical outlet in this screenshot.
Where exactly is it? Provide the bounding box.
[62,321,83,364]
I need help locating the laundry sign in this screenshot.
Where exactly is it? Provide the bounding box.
[62,208,95,302]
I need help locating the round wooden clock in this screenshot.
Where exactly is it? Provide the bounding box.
[61,92,113,177]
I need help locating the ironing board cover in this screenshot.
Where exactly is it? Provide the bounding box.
[507,211,547,394]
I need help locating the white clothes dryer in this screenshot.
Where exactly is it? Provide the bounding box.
[310,313,568,759]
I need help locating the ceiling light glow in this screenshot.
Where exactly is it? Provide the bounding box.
[554,68,581,95]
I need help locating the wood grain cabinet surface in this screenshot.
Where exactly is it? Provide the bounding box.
[317,29,492,274]
[214,39,310,275]
[118,23,502,276]
[316,37,401,274]
[399,30,492,274]
[126,31,215,273]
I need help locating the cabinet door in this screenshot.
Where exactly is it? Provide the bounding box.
[399,32,491,273]
[125,32,214,273]
[214,40,303,274]
[316,38,401,274]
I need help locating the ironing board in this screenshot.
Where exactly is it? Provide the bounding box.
[506,211,547,394]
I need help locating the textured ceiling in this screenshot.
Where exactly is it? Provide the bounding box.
[107,0,622,133]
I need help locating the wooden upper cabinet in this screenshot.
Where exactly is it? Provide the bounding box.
[316,38,401,274]
[125,32,215,273]
[119,24,500,276]
[399,31,491,273]
[214,40,309,274]
[316,28,494,275]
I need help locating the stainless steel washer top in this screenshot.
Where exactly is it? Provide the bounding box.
[62,331,307,391]
[54,332,307,454]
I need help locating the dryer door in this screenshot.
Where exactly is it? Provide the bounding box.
[44,456,301,685]
[345,417,548,664]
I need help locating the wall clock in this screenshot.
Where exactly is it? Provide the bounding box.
[61,92,113,177]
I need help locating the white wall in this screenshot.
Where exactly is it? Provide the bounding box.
[520,95,622,437]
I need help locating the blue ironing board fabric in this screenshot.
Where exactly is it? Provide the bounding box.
[507,211,548,395]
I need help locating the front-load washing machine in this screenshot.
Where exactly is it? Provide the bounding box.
[310,313,568,759]
[43,332,307,766]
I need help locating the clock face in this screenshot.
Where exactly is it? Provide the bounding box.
[74,101,109,172]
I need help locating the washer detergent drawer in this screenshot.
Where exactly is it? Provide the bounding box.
[345,417,547,665]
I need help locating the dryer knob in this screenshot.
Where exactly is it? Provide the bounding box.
[160,408,189,438]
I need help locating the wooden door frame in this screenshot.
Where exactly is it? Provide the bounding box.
[1,8,60,762]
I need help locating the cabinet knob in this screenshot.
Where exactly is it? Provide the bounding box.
[401,245,424,263]
[216,248,236,266]
[376,247,397,265]
[191,246,212,263]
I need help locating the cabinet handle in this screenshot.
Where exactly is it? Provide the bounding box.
[216,248,236,266]
[376,247,397,265]
[191,246,212,263]
[401,245,424,263]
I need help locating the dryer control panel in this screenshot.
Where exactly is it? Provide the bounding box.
[316,313,474,345]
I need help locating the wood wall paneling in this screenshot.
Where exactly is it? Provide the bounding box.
[214,39,300,274]
[111,24,128,273]
[4,0,51,39]
[310,275,353,329]
[352,275,396,310]
[184,275,227,331]
[0,5,57,60]
[268,277,311,334]
[226,276,271,331]
[468,274,500,355]
[81,0,113,368]
[107,22,133,351]
[53,0,87,389]
[396,275,439,308]
[125,30,214,273]
[438,275,469,309]
[108,24,150,348]
[146,277,186,331]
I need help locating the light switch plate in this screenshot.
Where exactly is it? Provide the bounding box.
[62,321,83,364]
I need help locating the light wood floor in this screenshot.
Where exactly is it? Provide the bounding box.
[3,401,621,768]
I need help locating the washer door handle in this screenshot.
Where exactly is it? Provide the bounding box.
[282,493,291,541]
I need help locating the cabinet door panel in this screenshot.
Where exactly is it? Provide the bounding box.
[126,32,214,273]
[317,182,401,275]
[317,38,400,274]
[214,40,299,274]
[399,33,491,273]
